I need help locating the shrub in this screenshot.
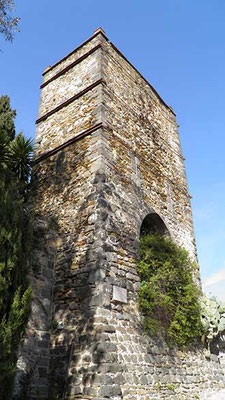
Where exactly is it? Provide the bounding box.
[200,293,225,347]
[137,234,203,347]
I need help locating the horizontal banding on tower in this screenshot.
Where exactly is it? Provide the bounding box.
[40,44,103,89]
[36,79,106,124]
[33,122,103,164]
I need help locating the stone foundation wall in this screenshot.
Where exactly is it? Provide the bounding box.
[14,28,225,399]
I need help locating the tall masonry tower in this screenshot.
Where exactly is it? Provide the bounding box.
[16,28,225,400]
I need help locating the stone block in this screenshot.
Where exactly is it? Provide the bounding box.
[99,384,122,398]
[112,285,127,303]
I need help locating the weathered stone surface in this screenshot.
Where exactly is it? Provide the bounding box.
[99,384,122,397]
[112,285,127,303]
[15,28,225,400]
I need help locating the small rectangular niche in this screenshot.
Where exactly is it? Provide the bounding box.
[113,286,127,303]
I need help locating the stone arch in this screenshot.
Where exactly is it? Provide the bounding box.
[139,209,170,237]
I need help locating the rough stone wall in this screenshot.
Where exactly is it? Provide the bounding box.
[15,28,225,399]
[15,29,106,398]
[101,39,196,260]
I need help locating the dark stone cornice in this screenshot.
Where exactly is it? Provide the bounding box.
[36,79,105,124]
[41,44,102,89]
[33,122,103,164]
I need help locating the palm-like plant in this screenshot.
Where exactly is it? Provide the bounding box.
[0,129,10,172]
[8,133,33,183]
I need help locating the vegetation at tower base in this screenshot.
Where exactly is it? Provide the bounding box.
[137,234,203,347]
[200,293,225,353]
[0,95,32,399]
[0,0,20,42]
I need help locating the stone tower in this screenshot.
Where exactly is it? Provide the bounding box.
[15,28,225,400]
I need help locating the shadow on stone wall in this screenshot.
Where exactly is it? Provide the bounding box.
[15,146,225,400]
[14,213,57,399]
[17,146,112,399]
[47,168,113,399]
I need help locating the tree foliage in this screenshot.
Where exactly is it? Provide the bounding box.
[0,95,16,140]
[0,0,20,41]
[9,133,33,183]
[0,95,32,399]
[137,234,203,347]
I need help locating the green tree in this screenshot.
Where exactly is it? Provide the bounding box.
[0,95,16,141]
[137,234,203,347]
[0,95,32,399]
[0,0,20,42]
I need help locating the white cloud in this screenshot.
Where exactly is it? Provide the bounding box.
[202,268,225,288]
[203,282,225,303]
[202,268,225,302]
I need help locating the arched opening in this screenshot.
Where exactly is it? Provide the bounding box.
[137,211,202,346]
[140,212,169,237]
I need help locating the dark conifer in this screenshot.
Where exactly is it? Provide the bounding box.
[0,95,32,399]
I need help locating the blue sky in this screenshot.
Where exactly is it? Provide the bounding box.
[1,0,225,300]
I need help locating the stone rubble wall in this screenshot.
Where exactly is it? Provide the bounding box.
[39,51,102,117]
[14,29,225,399]
[14,30,105,398]
[14,219,56,400]
[101,39,197,260]
[32,134,107,399]
[35,85,101,156]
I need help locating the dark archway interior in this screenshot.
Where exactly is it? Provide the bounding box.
[140,213,169,236]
